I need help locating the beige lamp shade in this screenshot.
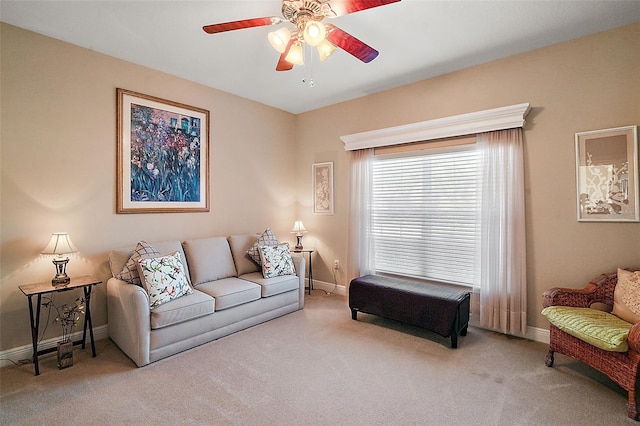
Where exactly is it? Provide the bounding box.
[291,221,307,234]
[42,233,77,255]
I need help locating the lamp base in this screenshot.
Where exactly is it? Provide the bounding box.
[52,276,71,286]
[295,235,303,250]
[51,257,71,286]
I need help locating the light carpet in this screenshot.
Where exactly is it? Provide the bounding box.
[0,292,633,425]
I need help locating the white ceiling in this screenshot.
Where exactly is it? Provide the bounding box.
[2,1,639,114]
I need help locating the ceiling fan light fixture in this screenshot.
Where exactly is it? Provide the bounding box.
[268,27,292,53]
[285,41,304,65]
[303,20,326,46]
[316,39,336,61]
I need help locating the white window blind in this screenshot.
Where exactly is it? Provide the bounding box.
[372,146,479,286]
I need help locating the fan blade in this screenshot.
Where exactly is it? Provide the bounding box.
[328,0,400,17]
[203,17,282,34]
[276,38,295,71]
[325,24,378,63]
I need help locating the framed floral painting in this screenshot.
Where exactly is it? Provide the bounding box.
[575,125,638,222]
[116,89,209,213]
[313,162,334,215]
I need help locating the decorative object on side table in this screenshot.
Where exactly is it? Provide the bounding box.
[41,296,85,369]
[291,220,307,249]
[41,232,78,286]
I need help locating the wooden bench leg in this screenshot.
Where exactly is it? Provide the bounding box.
[451,332,458,349]
[351,309,358,320]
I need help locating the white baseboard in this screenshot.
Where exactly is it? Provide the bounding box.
[0,325,108,369]
[525,325,550,344]
[309,279,347,296]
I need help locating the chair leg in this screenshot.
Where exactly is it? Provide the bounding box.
[545,350,554,367]
[628,388,640,420]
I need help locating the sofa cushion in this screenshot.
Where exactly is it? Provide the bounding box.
[541,306,632,352]
[182,236,237,286]
[246,228,279,266]
[109,240,191,283]
[115,241,160,286]
[196,277,261,310]
[612,268,640,324]
[137,251,194,309]
[228,234,261,276]
[240,272,300,297]
[259,244,295,278]
[150,289,215,330]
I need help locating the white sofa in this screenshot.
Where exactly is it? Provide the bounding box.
[107,234,305,367]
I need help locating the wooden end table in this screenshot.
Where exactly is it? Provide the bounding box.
[19,275,101,375]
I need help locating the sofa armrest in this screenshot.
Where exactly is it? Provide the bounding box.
[292,256,306,308]
[106,277,151,367]
[542,272,617,308]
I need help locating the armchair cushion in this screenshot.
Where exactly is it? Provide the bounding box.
[612,268,640,324]
[542,306,632,352]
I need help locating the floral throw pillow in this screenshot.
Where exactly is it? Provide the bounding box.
[116,241,160,286]
[247,228,279,266]
[259,244,295,279]
[137,251,193,309]
[612,268,640,324]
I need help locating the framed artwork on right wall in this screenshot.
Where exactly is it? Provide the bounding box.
[575,125,638,222]
[313,162,334,215]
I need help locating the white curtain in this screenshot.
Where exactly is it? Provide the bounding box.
[477,128,527,335]
[347,148,375,282]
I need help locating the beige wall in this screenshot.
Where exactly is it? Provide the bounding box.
[296,22,640,329]
[1,22,639,353]
[0,23,297,350]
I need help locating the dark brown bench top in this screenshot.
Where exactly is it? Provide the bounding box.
[349,274,470,342]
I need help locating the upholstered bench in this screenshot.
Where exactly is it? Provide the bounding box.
[349,274,471,348]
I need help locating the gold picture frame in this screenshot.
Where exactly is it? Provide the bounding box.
[575,125,638,222]
[116,89,210,213]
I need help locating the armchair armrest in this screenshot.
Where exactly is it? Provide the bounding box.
[628,322,640,353]
[542,272,617,308]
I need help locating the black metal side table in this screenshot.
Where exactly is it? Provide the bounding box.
[291,248,314,295]
[19,275,101,375]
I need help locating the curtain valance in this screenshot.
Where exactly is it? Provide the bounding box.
[341,103,530,151]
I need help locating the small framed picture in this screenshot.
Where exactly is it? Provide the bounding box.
[575,125,638,222]
[116,89,210,213]
[313,162,334,215]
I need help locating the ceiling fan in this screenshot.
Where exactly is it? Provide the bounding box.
[203,0,401,71]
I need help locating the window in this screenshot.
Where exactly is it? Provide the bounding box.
[371,145,479,287]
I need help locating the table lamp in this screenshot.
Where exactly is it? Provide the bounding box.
[291,221,307,250]
[41,232,77,286]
